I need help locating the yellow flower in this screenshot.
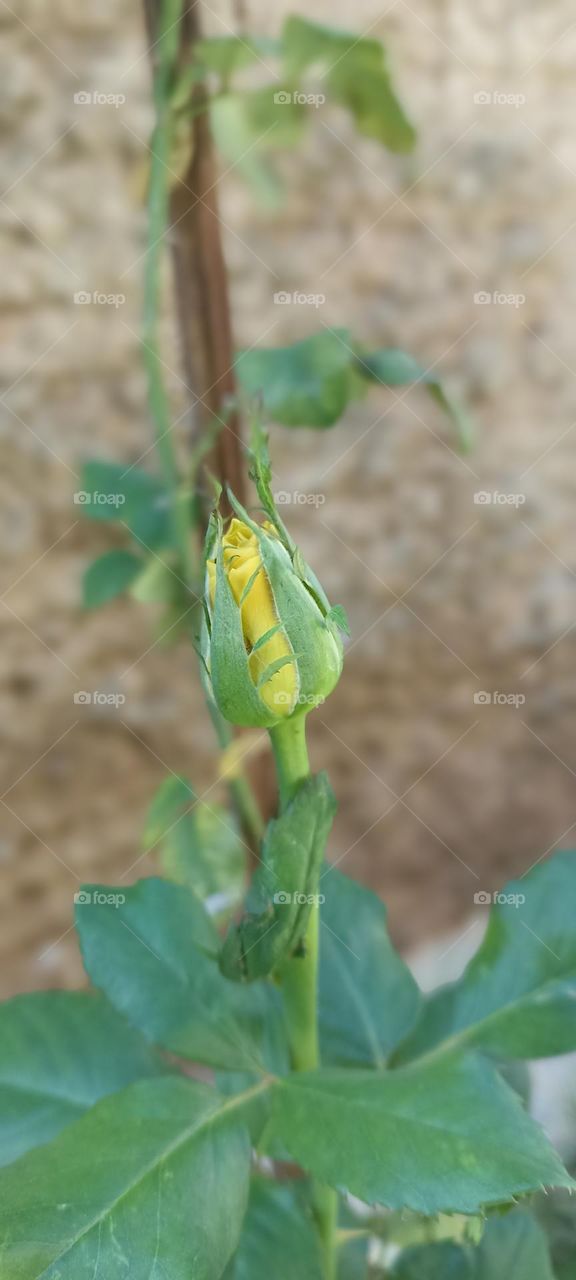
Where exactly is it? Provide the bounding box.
[207,518,298,716]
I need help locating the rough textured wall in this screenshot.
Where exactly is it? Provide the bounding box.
[2,0,576,994]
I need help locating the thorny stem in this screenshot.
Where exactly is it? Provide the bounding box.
[143,0,263,848]
[269,714,338,1280]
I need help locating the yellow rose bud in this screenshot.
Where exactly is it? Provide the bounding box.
[201,504,345,730]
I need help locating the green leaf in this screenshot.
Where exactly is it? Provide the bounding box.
[0,991,163,1168]
[236,330,353,428]
[475,1210,556,1280]
[283,15,383,78]
[76,877,287,1072]
[395,849,576,1064]
[329,60,416,153]
[282,17,416,153]
[225,1177,324,1279]
[195,35,282,81]
[79,460,171,548]
[0,1075,255,1279]
[390,1242,472,1280]
[211,89,306,207]
[270,1054,573,1214]
[356,349,473,450]
[82,549,142,609]
[221,773,336,982]
[144,776,245,905]
[319,866,421,1066]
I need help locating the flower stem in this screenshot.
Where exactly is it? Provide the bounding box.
[268,713,337,1280]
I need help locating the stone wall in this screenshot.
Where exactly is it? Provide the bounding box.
[2,0,576,994]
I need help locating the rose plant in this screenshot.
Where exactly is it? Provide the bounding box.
[1,432,576,1278]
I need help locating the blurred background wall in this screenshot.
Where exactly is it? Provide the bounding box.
[2,0,576,995]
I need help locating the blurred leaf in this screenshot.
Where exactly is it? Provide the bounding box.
[395,849,576,1064]
[76,877,287,1073]
[282,17,416,152]
[82,549,142,609]
[319,867,421,1066]
[390,1211,557,1280]
[211,88,306,207]
[390,1242,472,1280]
[225,1178,324,1279]
[283,15,384,79]
[129,553,181,604]
[0,991,163,1168]
[79,460,171,548]
[195,35,282,81]
[144,775,245,905]
[270,1053,572,1213]
[475,1211,556,1280]
[236,330,353,427]
[356,349,474,450]
[0,1076,253,1279]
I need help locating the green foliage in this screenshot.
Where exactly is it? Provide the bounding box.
[390,1210,557,1280]
[82,548,142,608]
[1,852,576,1273]
[220,773,336,981]
[269,1054,572,1214]
[144,775,245,906]
[80,460,171,549]
[0,991,163,1167]
[0,1076,254,1279]
[282,16,416,151]
[224,1178,324,1279]
[395,850,576,1064]
[236,330,471,445]
[75,877,288,1074]
[319,866,421,1066]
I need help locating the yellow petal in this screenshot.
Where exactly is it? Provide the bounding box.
[210,518,297,715]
